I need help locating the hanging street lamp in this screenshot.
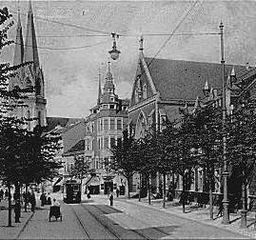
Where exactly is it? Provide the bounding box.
[109,32,121,60]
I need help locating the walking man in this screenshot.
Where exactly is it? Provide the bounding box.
[109,192,113,206]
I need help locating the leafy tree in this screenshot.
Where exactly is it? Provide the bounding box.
[70,154,90,192]
[227,98,256,227]
[193,105,223,219]
[171,113,198,213]
[110,129,140,199]
[0,7,62,225]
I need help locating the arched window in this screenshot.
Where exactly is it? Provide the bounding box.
[135,112,147,139]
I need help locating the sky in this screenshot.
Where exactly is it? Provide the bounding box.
[2,0,256,118]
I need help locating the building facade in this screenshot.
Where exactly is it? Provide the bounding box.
[128,37,250,196]
[10,1,47,129]
[84,62,129,195]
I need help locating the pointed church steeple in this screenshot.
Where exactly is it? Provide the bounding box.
[13,8,24,66]
[24,0,39,67]
[97,67,102,105]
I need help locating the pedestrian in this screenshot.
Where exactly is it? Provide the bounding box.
[14,199,21,223]
[109,192,113,206]
[51,198,60,207]
[87,188,91,199]
[0,189,3,202]
[4,189,8,200]
[40,192,46,206]
[30,191,36,212]
[47,193,52,205]
[116,188,119,198]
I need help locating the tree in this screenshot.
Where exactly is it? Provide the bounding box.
[193,105,223,219]
[227,98,256,227]
[0,7,62,226]
[110,129,140,199]
[70,154,90,193]
[171,113,198,213]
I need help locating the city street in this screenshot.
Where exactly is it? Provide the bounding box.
[16,195,248,239]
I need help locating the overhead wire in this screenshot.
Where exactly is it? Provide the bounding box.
[137,0,204,82]
[8,6,110,35]
[13,39,109,51]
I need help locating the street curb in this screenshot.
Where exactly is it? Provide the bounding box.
[118,199,253,239]
[15,211,34,239]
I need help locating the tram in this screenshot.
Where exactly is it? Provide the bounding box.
[63,179,81,203]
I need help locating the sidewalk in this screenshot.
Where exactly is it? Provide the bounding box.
[0,200,34,239]
[116,196,256,239]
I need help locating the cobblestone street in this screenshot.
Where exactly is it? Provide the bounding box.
[0,194,252,239]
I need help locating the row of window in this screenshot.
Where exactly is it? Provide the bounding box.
[97,118,123,131]
[97,136,121,150]
[93,157,113,170]
[86,117,124,133]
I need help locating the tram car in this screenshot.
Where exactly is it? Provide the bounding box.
[63,180,81,203]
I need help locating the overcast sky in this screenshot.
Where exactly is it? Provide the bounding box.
[2,0,256,118]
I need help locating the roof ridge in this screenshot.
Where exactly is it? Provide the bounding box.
[144,57,246,68]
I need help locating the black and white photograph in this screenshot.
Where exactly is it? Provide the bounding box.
[1,0,256,239]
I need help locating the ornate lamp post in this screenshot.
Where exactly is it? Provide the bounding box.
[220,22,230,225]
[109,32,121,60]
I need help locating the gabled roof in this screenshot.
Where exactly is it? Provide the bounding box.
[64,139,85,156]
[144,57,246,101]
[46,117,83,132]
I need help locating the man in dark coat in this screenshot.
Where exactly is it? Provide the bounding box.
[30,191,36,212]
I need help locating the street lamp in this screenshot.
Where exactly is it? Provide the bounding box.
[109,32,121,60]
[220,22,230,225]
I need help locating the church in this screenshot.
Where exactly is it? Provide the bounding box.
[10,1,47,129]
[128,36,256,198]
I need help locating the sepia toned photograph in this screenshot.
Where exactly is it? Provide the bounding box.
[0,0,256,239]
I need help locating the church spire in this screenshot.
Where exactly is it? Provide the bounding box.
[97,67,102,105]
[13,7,24,66]
[24,0,39,67]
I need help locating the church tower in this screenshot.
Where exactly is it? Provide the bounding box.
[11,0,47,129]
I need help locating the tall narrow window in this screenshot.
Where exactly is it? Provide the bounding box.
[110,118,115,130]
[117,119,122,130]
[104,137,109,149]
[104,118,108,130]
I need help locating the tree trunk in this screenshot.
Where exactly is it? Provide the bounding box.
[209,163,213,220]
[182,172,186,213]
[14,181,21,223]
[209,184,213,220]
[172,172,176,200]
[7,182,12,227]
[148,175,151,205]
[127,177,130,199]
[139,173,141,202]
[240,173,247,228]
[24,184,28,212]
[162,173,166,208]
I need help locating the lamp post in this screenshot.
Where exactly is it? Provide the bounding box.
[220,22,230,225]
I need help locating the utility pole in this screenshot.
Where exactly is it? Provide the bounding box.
[220,22,230,225]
